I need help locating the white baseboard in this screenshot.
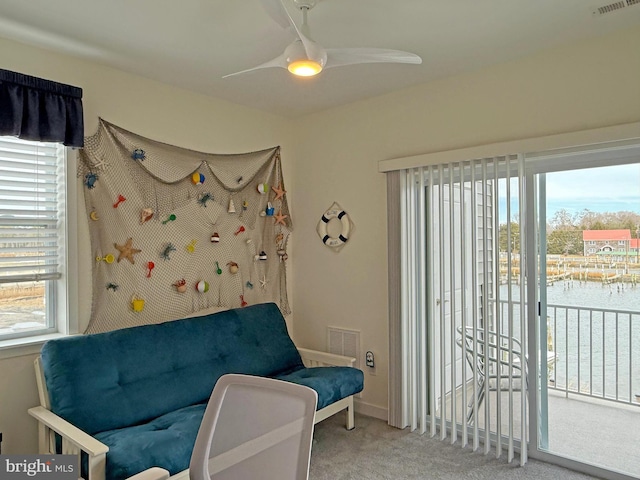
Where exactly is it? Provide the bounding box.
[354,398,388,421]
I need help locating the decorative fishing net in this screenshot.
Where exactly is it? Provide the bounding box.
[78,119,291,334]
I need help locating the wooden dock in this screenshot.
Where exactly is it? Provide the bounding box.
[602,274,622,284]
[547,272,572,284]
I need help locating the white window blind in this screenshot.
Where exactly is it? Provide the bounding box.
[0,137,64,284]
[397,155,527,465]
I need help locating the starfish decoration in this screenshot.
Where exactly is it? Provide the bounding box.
[274,210,288,226]
[272,184,286,201]
[92,156,110,171]
[260,275,269,290]
[114,238,142,264]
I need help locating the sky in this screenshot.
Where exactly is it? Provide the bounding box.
[498,163,640,223]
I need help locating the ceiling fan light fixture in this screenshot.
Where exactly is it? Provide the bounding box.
[288,59,323,76]
[222,0,422,79]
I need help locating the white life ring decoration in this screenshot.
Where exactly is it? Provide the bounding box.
[316,202,353,251]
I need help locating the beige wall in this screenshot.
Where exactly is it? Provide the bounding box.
[1,23,639,452]
[289,25,640,415]
[0,37,293,454]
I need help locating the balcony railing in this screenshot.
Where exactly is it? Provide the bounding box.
[496,300,640,407]
[547,302,640,406]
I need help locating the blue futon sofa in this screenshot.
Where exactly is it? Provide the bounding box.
[28,303,364,480]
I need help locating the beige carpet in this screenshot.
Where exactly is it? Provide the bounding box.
[309,413,598,480]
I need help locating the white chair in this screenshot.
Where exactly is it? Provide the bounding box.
[456,326,557,423]
[456,326,525,423]
[125,468,171,480]
[129,374,318,480]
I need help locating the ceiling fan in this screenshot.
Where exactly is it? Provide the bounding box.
[223,0,422,78]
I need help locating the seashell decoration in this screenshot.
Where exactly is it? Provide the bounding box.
[140,208,154,224]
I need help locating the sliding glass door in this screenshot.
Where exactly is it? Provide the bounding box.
[393,133,640,480]
[532,163,640,479]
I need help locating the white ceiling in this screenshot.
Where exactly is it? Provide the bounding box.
[1,0,639,118]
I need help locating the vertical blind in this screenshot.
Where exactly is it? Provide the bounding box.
[0,136,64,283]
[396,155,528,465]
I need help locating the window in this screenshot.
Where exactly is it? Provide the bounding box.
[618,240,626,245]
[0,137,69,341]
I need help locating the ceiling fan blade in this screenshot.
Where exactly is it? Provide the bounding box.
[274,0,325,63]
[325,48,422,69]
[259,0,293,30]
[222,53,288,78]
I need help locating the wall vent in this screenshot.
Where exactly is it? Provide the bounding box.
[327,327,360,369]
[594,0,640,15]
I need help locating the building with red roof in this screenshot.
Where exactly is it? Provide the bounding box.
[582,229,638,260]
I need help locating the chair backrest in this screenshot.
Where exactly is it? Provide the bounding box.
[456,326,525,378]
[189,374,318,480]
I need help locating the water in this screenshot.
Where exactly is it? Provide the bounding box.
[546,280,640,312]
[499,282,640,403]
[500,280,640,310]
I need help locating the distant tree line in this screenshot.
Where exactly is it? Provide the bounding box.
[499,209,640,255]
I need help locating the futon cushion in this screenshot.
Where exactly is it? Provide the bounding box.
[94,403,207,480]
[41,303,304,434]
[275,367,364,409]
[91,367,364,480]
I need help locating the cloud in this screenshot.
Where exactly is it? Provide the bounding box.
[545,164,640,202]
[498,164,640,222]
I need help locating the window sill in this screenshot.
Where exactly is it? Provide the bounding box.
[0,333,68,360]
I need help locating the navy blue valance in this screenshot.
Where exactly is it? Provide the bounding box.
[0,69,84,147]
